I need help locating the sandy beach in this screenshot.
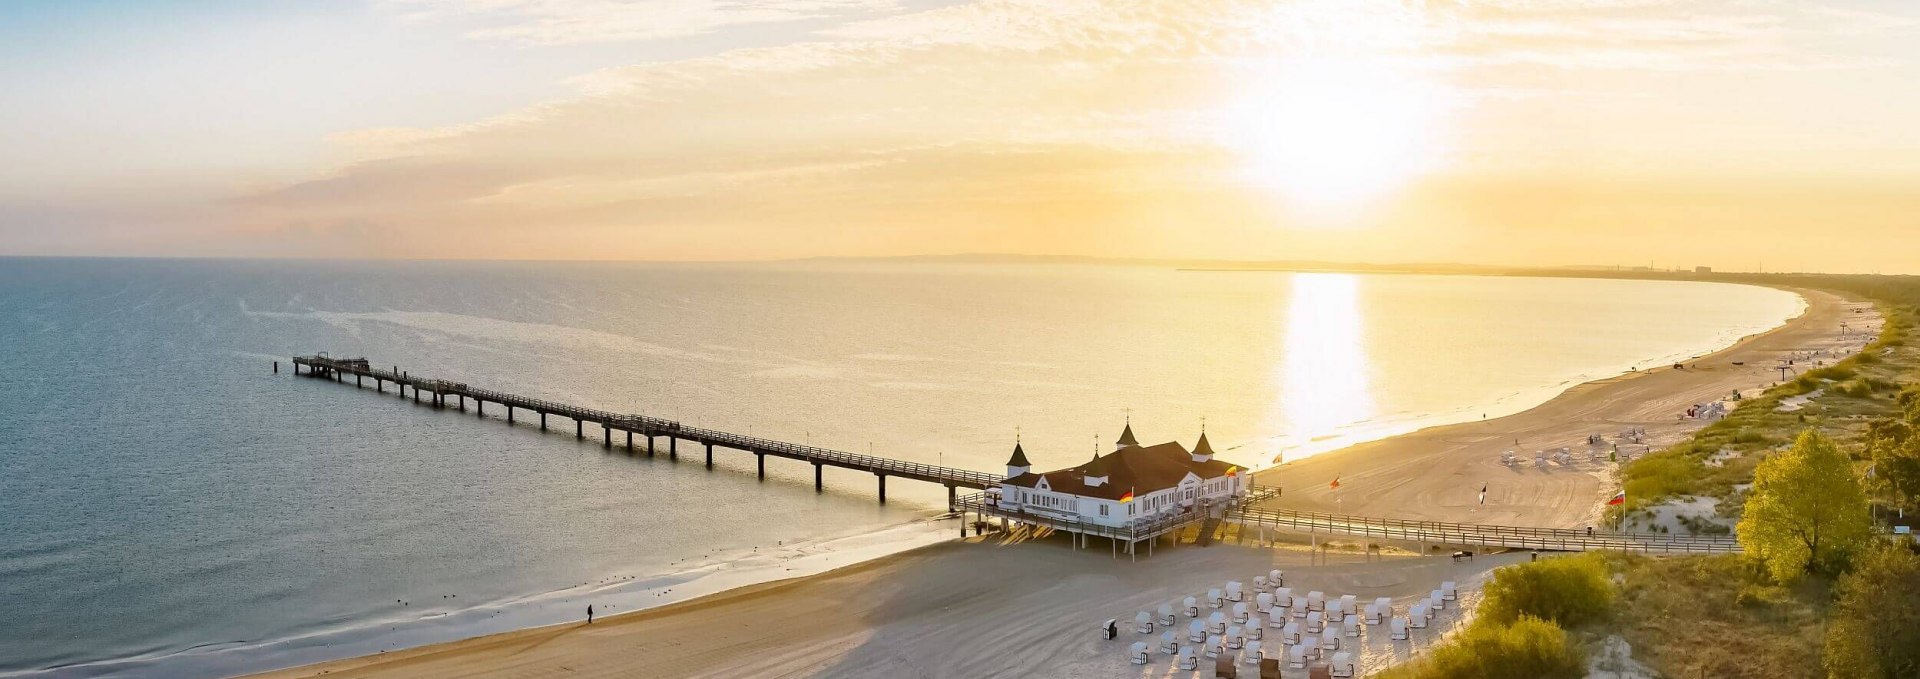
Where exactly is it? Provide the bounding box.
[255,287,1871,679]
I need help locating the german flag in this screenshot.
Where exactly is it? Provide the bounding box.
[1119,488,1135,503]
[1225,465,1239,477]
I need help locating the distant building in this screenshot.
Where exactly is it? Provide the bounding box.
[1695,266,1713,274]
[995,422,1246,528]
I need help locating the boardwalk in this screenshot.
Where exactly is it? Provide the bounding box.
[1226,505,1743,554]
[290,355,999,506]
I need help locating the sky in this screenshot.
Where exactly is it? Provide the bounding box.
[2,0,1918,272]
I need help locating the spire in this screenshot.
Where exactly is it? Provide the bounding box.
[1007,441,1031,468]
[1115,417,1138,450]
[1084,449,1110,485]
[1193,431,1215,458]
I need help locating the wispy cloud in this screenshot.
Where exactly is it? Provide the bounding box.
[379,0,904,44]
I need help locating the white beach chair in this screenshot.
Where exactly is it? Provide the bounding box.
[1325,598,1345,624]
[1256,592,1275,613]
[1159,630,1179,654]
[1183,596,1200,618]
[1305,611,1323,634]
[1291,596,1309,618]
[1409,605,1429,629]
[1330,651,1356,678]
[1226,625,1244,650]
[1301,636,1320,660]
[1188,620,1207,643]
[1268,607,1288,628]
[1232,602,1250,624]
[1208,611,1227,635]
[1158,604,1176,627]
[1363,603,1383,625]
[1340,595,1358,619]
[1135,610,1155,634]
[1244,640,1264,665]
[1374,597,1392,619]
[1178,646,1199,670]
[1441,581,1458,602]
[1207,588,1224,609]
[1246,615,1265,639]
[1253,575,1270,593]
[1390,618,1409,640]
[1307,591,1326,612]
[1430,589,1445,611]
[1269,569,1284,587]
[1129,641,1149,665]
[1204,634,1224,658]
[1345,618,1359,637]
[1281,621,1301,645]
[1287,644,1308,669]
[1320,625,1340,651]
[1226,581,1245,603]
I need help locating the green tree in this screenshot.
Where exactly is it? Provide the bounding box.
[1478,553,1613,628]
[1824,545,1920,679]
[1738,430,1874,580]
[1865,403,1920,513]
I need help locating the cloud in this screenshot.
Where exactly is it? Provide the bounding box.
[379,0,905,45]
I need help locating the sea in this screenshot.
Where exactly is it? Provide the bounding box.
[0,258,1804,677]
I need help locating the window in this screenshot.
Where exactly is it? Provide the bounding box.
[1099,505,1109,517]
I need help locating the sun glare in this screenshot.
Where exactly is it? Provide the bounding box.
[1219,56,1443,212]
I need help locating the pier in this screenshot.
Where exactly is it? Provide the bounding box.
[290,355,1000,507]
[1224,505,1743,554]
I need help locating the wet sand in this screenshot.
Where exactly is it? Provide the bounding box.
[254,288,1869,679]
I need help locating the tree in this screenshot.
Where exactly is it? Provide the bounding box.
[1824,545,1920,679]
[1865,403,1920,514]
[1737,430,1873,581]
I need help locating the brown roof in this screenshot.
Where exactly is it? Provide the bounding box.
[1007,442,1031,468]
[1000,440,1238,500]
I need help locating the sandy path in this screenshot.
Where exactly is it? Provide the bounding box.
[252,287,1871,679]
[1257,289,1872,530]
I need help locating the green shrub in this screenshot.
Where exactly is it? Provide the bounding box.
[1479,553,1613,628]
[1824,545,1920,679]
[1380,615,1585,679]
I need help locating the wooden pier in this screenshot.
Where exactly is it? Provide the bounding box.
[290,355,1000,507]
[1224,505,1743,554]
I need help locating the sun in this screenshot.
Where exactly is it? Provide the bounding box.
[1218,56,1443,211]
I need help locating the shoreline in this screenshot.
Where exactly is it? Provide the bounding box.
[247,286,1866,679]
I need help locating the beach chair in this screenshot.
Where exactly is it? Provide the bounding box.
[1255,592,1275,613]
[1184,596,1200,618]
[1309,665,1332,679]
[1103,618,1118,640]
[1179,646,1199,670]
[1136,610,1155,634]
[1409,605,1429,629]
[1329,651,1356,678]
[1253,575,1269,593]
[1159,604,1176,627]
[1325,598,1345,624]
[1307,591,1326,612]
[1374,597,1392,618]
[1320,625,1340,650]
[1205,634,1224,658]
[1243,640,1264,665]
[1301,636,1320,660]
[1261,657,1282,679]
[1216,654,1238,679]
[1291,596,1309,618]
[1208,588,1225,608]
[1226,581,1245,603]
[1269,569,1284,587]
[1429,589,1445,611]
[1362,603,1383,625]
[1129,641,1149,665]
[1305,611,1323,634]
[1160,630,1179,654]
[1245,615,1264,639]
[1441,581,1458,602]
[1287,644,1308,669]
[1232,602,1250,624]
[1226,626,1244,650]
[1189,620,1208,643]
[1280,621,1301,645]
[1340,595,1358,619]
[1209,611,1228,635]
[1389,618,1409,640]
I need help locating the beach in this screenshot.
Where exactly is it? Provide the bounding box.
[253,287,1867,679]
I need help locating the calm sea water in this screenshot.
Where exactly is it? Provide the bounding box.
[0,258,1802,677]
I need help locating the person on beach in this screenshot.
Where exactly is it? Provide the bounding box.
[587,605,594,624]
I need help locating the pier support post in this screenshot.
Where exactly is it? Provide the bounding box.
[355,375,361,388]
[576,420,583,440]
[947,485,956,512]
[507,406,513,423]
[706,444,714,470]
[377,379,383,393]
[757,454,765,480]
[604,423,611,448]
[669,438,677,460]
[458,394,464,410]
[877,474,887,504]
[274,361,279,374]
[815,463,823,492]
[647,436,655,458]
[540,412,547,430]
[477,401,483,417]
[627,431,633,451]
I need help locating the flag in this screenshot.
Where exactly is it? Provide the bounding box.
[1120,488,1135,503]
[1607,491,1626,506]
[1225,465,1239,477]
[1329,475,1341,490]
[1479,484,1487,506]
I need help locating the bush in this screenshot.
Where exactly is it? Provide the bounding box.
[1479,553,1613,628]
[1825,545,1920,678]
[1738,431,1874,581]
[1380,615,1585,679]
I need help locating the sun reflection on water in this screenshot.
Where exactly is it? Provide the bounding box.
[1277,272,1374,462]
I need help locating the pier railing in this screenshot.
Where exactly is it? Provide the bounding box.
[1226,505,1742,554]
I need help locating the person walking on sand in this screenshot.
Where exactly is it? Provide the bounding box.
[587,605,594,624]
